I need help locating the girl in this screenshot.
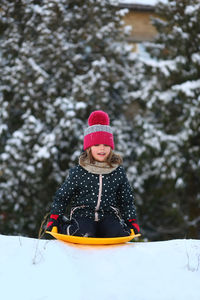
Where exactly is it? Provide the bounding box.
[46,110,140,237]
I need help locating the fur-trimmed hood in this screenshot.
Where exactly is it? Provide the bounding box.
[79,157,119,174]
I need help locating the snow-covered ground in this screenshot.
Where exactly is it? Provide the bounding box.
[0,234,200,300]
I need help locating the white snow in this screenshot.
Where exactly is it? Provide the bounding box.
[28,58,49,78]
[0,234,200,300]
[116,0,167,6]
[36,146,50,159]
[185,5,200,15]
[173,79,200,97]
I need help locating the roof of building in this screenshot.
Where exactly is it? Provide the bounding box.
[113,0,167,11]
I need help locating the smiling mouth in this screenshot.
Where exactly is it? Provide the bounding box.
[98,153,106,156]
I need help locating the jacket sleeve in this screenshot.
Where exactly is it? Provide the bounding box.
[50,168,78,216]
[117,167,137,222]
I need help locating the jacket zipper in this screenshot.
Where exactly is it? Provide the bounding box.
[95,174,103,221]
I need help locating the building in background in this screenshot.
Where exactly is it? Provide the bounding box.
[118,0,157,42]
[115,0,166,55]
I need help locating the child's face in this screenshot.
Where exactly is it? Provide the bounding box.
[90,144,111,162]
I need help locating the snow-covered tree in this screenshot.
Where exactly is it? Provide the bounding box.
[131,0,200,239]
[0,0,138,236]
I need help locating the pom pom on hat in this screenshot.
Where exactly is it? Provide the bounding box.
[83,110,114,150]
[88,110,110,126]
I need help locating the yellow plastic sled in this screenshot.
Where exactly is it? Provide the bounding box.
[46,227,141,245]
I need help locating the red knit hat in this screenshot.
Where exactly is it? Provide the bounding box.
[83,111,114,150]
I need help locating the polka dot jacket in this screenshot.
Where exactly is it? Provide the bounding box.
[51,165,137,223]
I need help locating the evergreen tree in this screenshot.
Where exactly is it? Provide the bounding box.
[0,0,138,236]
[132,0,200,240]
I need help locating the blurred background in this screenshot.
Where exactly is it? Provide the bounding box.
[0,0,200,240]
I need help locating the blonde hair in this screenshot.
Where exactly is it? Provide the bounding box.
[79,148,123,167]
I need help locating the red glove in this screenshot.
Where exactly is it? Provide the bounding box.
[46,214,59,231]
[127,219,140,234]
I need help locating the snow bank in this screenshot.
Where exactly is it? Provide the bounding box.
[0,234,199,300]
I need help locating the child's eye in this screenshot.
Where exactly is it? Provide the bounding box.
[94,144,100,147]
